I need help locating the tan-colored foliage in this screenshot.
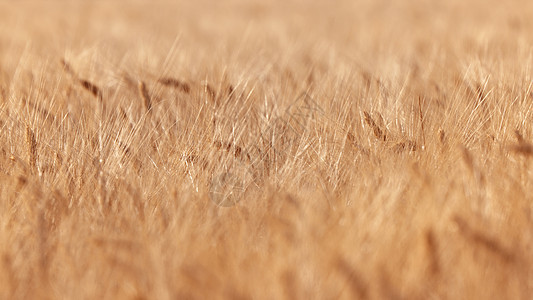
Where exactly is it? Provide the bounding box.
[0,0,532,299]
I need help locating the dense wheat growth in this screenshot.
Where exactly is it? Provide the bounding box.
[0,0,532,298]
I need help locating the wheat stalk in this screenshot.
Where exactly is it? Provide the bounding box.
[203,82,217,103]
[25,124,37,174]
[424,229,440,276]
[418,96,426,150]
[60,59,102,100]
[453,216,517,264]
[336,257,368,299]
[158,77,191,93]
[138,81,152,112]
[363,111,386,141]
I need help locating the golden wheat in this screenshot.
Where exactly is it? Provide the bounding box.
[138,81,152,112]
[25,124,37,174]
[0,0,531,299]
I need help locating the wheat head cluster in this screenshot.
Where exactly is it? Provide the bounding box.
[0,0,532,299]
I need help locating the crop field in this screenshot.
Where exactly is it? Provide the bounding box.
[0,0,532,298]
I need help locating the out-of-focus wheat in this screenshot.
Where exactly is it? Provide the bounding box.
[0,0,531,299]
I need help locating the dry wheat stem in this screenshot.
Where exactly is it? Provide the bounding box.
[25,124,37,174]
[138,81,152,112]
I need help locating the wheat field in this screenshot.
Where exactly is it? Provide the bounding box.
[0,0,532,299]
